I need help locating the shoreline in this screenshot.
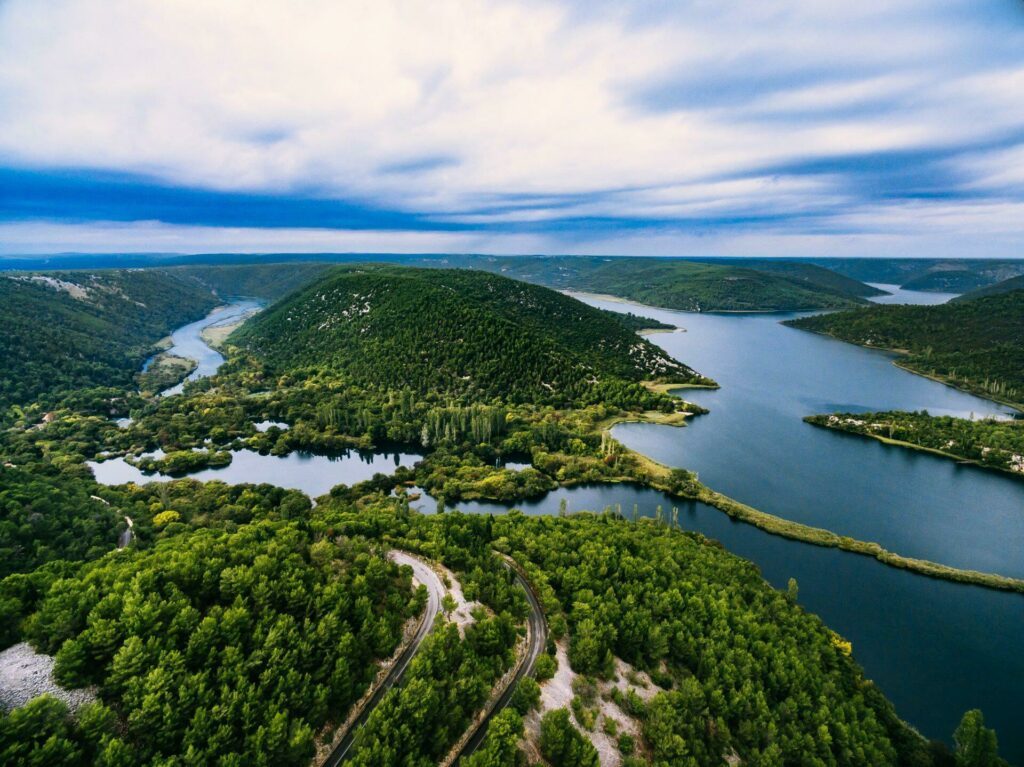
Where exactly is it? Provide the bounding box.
[787,326,1023,414]
[805,418,1024,482]
[564,289,849,315]
[585,411,1024,594]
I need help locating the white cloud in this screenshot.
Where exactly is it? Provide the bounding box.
[1,0,1023,253]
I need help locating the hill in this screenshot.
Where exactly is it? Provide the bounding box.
[0,271,218,419]
[438,256,872,311]
[232,265,708,404]
[785,291,1024,407]
[808,258,1024,294]
[953,274,1024,302]
[165,262,336,301]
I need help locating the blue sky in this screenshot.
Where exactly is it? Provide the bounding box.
[1,0,1024,257]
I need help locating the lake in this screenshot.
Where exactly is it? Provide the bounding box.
[89,448,421,497]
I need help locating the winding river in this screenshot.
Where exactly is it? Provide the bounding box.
[100,290,1024,761]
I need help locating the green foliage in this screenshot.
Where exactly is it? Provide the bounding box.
[462,709,524,767]
[787,290,1024,406]
[807,411,1024,477]
[510,675,541,715]
[166,262,336,301]
[0,270,218,420]
[18,520,413,766]
[434,255,874,310]
[233,266,705,406]
[0,696,118,767]
[0,465,121,580]
[494,512,934,765]
[534,651,557,682]
[539,708,599,767]
[953,710,1007,767]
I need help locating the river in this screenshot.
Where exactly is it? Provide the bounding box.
[106,289,1023,761]
[147,300,263,396]
[448,293,1024,762]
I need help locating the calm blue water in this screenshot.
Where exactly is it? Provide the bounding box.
[89,448,420,497]
[866,283,959,305]
[148,301,262,396]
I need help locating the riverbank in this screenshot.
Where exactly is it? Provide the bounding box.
[804,416,1024,482]
[599,429,1024,594]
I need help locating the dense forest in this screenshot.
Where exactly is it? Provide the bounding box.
[167,262,336,301]
[232,266,709,406]
[0,271,218,421]
[806,411,1024,477]
[423,255,873,311]
[785,290,1024,408]
[801,258,1024,293]
[954,275,1024,302]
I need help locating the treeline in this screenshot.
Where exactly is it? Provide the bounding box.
[786,289,1024,407]
[806,411,1024,476]
[0,270,219,422]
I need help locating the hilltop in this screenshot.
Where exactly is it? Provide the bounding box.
[232,266,708,404]
[785,290,1024,407]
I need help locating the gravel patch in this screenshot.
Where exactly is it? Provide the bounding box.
[0,642,97,713]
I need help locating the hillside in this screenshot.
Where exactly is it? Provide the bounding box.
[426,256,873,311]
[0,271,218,419]
[785,291,1024,407]
[954,275,1024,302]
[232,266,707,404]
[809,258,1024,293]
[166,262,336,301]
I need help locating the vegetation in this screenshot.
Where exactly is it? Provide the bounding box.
[805,258,1024,294]
[0,271,218,422]
[460,256,871,311]
[167,262,336,301]
[232,265,709,406]
[4,518,417,766]
[954,275,1024,303]
[785,290,1024,408]
[806,412,1024,478]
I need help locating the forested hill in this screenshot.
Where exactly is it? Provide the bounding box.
[165,262,335,301]
[232,266,708,403]
[0,271,218,420]
[953,275,1024,303]
[785,290,1024,407]
[447,256,874,311]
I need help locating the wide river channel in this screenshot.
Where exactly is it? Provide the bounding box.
[95,293,1024,761]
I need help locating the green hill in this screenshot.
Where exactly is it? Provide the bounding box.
[785,291,1024,407]
[232,265,707,404]
[953,274,1024,302]
[165,262,336,301]
[0,271,218,419]
[450,256,871,311]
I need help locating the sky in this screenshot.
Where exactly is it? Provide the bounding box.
[1,0,1024,258]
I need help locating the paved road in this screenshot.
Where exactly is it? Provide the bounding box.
[322,551,444,767]
[452,558,548,763]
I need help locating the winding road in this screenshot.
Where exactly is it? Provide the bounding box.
[451,557,549,764]
[321,551,444,767]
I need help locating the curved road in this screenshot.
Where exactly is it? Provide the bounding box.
[452,558,548,764]
[322,551,444,767]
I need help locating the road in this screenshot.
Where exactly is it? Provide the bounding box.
[451,557,548,764]
[321,550,444,767]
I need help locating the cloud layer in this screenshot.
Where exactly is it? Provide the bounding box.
[1,0,1023,255]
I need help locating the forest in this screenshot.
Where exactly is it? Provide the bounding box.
[425,256,874,312]
[805,411,1024,477]
[0,271,218,422]
[232,266,710,406]
[785,289,1024,408]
